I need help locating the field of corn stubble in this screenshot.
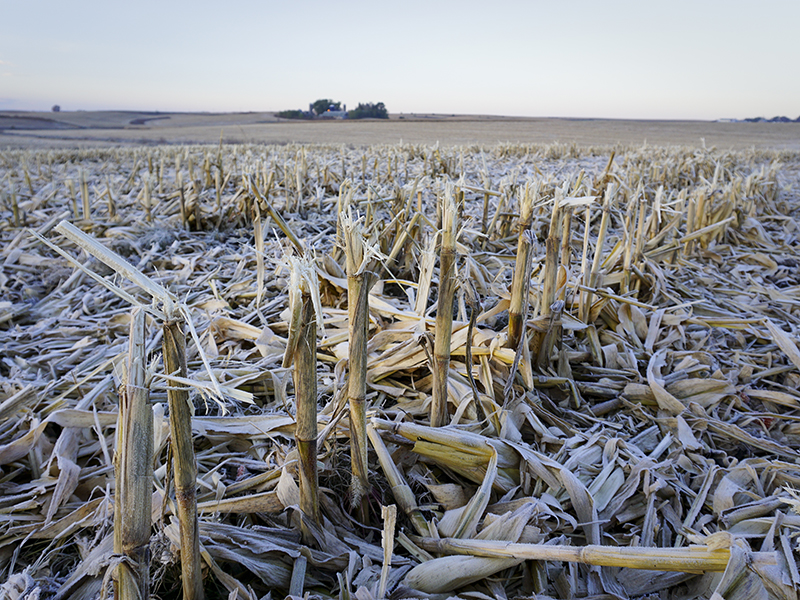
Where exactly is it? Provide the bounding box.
[1,142,800,600]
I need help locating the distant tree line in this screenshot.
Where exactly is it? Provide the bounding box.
[277,98,388,120]
[348,102,388,119]
[743,115,800,123]
[276,109,312,120]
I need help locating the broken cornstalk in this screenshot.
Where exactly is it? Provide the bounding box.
[431,185,458,427]
[410,536,778,575]
[163,316,204,600]
[508,183,535,351]
[283,256,323,537]
[113,308,153,600]
[343,212,376,507]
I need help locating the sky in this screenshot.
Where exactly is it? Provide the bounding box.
[1,0,798,120]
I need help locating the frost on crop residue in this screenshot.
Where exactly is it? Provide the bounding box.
[1,142,799,599]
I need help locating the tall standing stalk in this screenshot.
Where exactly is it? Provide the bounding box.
[530,190,562,367]
[143,174,152,223]
[343,213,375,507]
[114,308,153,600]
[163,316,204,600]
[621,186,640,294]
[177,172,188,230]
[560,205,573,272]
[539,190,562,320]
[508,183,535,351]
[8,179,20,228]
[683,192,697,257]
[284,257,323,537]
[67,179,79,220]
[432,185,458,428]
[80,169,91,223]
[254,200,265,308]
[105,176,116,220]
[580,183,615,324]
[295,293,320,533]
[334,181,353,263]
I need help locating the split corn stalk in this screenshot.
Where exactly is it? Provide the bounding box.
[253,200,265,308]
[539,188,562,319]
[80,169,91,223]
[113,308,153,600]
[296,293,320,532]
[283,256,323,535]
[508,183,535,350]
[532,190,562,366]
[343,211,376,506]
[67,178,79,219]
[9,179,20,227]
[378,505,397,600]
[581,183,615,323]
[432,185,458,427]
[163,316,204,600]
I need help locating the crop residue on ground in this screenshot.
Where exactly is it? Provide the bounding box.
[1,142,799,599]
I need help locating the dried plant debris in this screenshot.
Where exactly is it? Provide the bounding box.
[1,142,800,600]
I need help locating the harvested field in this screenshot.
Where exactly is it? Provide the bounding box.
[1,142,800,600]
[2,111,800,150]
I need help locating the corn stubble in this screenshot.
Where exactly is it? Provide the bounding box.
[113,308,153,600]
[163,316,204,600]
[1,142,799,600]
[342,209,377,507]
[283,255,323,536]
[431,184,458,427]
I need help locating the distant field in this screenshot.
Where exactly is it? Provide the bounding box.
[1,110,799,150]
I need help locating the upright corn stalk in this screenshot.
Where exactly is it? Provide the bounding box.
[253,199,265,308]
[295,293,320,531]
[163,315,204,600]
[114,308,153,600]
[80,169,91,223]
[8,178,20,228]
[143,174,152,223]
[282,257,323,535]
[177,172,188,229]
[105,176,116,220]
[621,185,641,294]
[527,188,564,368]
[67,179,79,220]
[539,189,562,321]
[343,212,376,506]
[580,183,615,324]
[508,183,536,351]
[431,185,458,427]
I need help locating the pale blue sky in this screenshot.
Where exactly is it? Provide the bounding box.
[1,0,798,120]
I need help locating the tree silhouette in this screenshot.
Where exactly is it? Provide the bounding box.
[348,102,388,119]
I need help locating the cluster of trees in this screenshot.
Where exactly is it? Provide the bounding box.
[277,98,388,120]
[348,102,388,119]
[744,115,800,123]
[275,109,311,120]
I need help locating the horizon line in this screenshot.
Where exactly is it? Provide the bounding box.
[0,107,779,123]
